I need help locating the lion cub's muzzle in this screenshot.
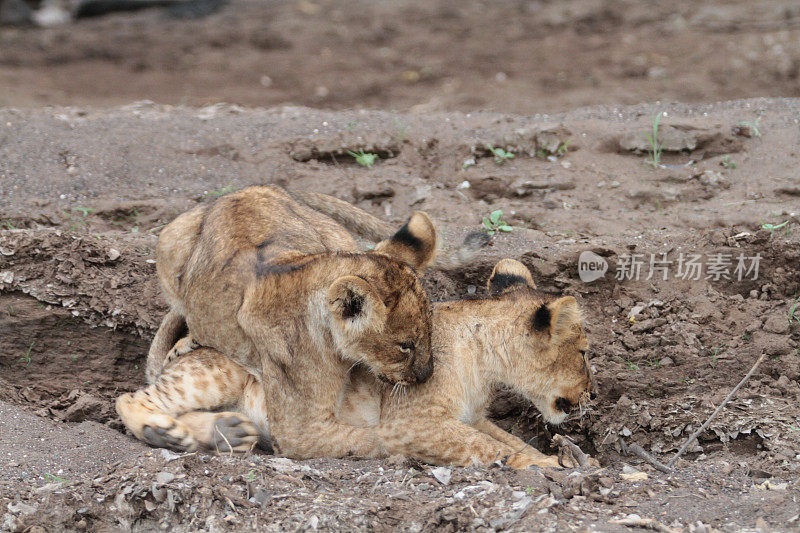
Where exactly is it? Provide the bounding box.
[410,355,434,384]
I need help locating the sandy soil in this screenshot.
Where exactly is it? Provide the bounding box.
[2,0,800,113]
[1,99,799,531]
[1,0,800,530]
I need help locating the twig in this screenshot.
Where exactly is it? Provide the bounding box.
[552,434,592,467]
[618,439,673,474]
[667,352,766,468]
[610,517,677,533]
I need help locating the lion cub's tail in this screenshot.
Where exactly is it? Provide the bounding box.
[289,189,489,270]
[145,309,187,384]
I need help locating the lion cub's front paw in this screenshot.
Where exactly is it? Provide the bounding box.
[141,414,199,452]
[208,413,260,455]
[507,452,565,469]
[165,336,201,365]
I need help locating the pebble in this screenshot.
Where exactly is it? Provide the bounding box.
[156,472,175,485]
[430,466,452,485]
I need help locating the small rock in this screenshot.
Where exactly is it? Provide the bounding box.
[7,502,36,516]
[107,248,121,261]
[430,466,452,485]
[156,472,175,485]
[763,314,790,334]
[621,465,639,475]
[267,457,296,474]
[659,356,674,367]
[252,489,271,506]
[620,471,648,482]
[62,393,104,422]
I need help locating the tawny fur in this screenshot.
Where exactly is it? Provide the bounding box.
[120,260,598,468]
[130,185,442,459]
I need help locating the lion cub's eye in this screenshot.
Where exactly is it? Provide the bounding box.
[399,341,415,353]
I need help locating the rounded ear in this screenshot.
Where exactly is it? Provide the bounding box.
[372,211,439,270]
[532,296,582,340]
[487,259,536,296]
[327,276,387,332]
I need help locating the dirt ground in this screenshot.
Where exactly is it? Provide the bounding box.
[1,0,800,531]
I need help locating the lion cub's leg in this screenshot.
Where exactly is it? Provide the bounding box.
[163,335,200,367]
[117,347,259,454]
[378,411,544,469]
[473,418,565,468]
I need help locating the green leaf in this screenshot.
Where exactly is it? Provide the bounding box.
[482,217,492,229]
[498,225,513,232]
[487,230,495,236]
[490,210,503,224]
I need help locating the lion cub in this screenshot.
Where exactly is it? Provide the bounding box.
[121,259,597,468]
[118,186,442,459]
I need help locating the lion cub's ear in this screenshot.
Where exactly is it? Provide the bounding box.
[328,276,388,333]
[487,259,536,296]
[373,211,439,270]
[532,296,582,341]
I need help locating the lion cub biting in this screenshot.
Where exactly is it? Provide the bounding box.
[121,259,597,468]
[118,185,445,459]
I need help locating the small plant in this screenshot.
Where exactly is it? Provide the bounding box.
[392,118,407,143]
[761,220,790,236]
[485,144,514,164]
[736,118,761,138]
[346,149,378,168]
[205,183,236,198]
[20,342,34,364]
[681,378,695,384]
[742,332,751,342]
[789,298,800,326]
[44,473,69,483]
[72,206,96,218]
[244,470,256,482]
[646,112,664,168]
[556,139,572,156]
[623,359,639,371]
[720,155,737,169]
[1,220,16,230]
[482,210,513,236]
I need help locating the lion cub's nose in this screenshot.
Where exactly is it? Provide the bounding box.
[555,397,572,413]
[412,357,434,384]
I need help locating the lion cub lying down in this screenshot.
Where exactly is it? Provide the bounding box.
[120,259,597,468]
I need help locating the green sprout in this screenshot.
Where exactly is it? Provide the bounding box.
[205,183,236,198]
[646,112,663,168]
[789,298,800,326]
[482,210,513,236]
[20,342,34,364]
[737,119,761,138]
[44,473,69,483]
[761,220,790,236]
[720,155,737,169]
[485,144,514,164]
[244,470,256,482]
[556,140,572,156]
[346,149,378,168]
[72,207,96,217]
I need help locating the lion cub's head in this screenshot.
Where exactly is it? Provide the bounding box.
[327,212,437,387]
[486,259,597,425]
